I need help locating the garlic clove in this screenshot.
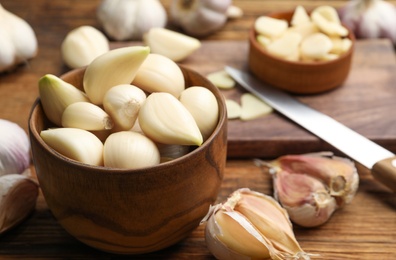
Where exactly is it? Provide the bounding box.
[311,5,341,25]
[206,70,235,89]
[143,27,201,62]
[83,46,150,105]
[0,174,39,234]
[300,33,333,60]
[225,99,241,120]
[254,16,288,39]
[291,5,311,27]
[132,53,185,97]
[103,84,146,131]
[61,102,114,131]
[179,86,219,141]
[97,0,167,41]
[256,34,272,48]
[287,22,320,40]
[61,25,109,69]
[240,93,273,121]
[226,5,244,19]
[38,74,89,126]
[266,31,302,60]
[40,128,104,166]
[330,37,353,55]
[0,4,38,72]
[138,92,203,146]
[170,0,232,37]
[311,10,348,37]
[103,131,160,169]
[204,188,310,259]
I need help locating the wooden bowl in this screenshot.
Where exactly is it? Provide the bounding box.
[248,11,355,94]
[28,66,227,254]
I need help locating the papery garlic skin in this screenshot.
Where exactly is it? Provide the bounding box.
[133,53,185,97]
[61,25,109,69]
[179,86,219,141]
[0,119,30,176]
[38,74,89,126]
[103,131,160,169]
[97,0,167,41]
[138,92,203,146]
[339,0,396,44]
[103,84,146,131]
[0,4,38,72]
[40,128,104,166]
[83,46,149,105]
[0,174,39,234]
[170,0,232,37]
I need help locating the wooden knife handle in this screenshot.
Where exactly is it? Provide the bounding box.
[372,156,396,192]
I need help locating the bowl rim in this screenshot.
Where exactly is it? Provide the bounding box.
[250,10,356,67]
[28,66,227,174]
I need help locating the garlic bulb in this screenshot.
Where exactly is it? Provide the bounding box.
[61,25,109,69]
[103,131,160,169]
[339,0,396,44]
[203,188,310,260]
[97,0,167,41]
[0,174,39,234]
[170,0,232,37]
[0,119,30,176]
[179,86,219,141]
[0,4,38,72]
[132,53,185,97]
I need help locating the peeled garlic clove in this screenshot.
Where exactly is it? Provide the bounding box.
[204,188,310,259]
[254,16,288,39]
[103,131,160,169]
[256,34,272,48]
[83,46,150,105]
[266,31,302,59]
[143,27,201,62]
[272,169,338,227]
[291,5,310,26]
[240,93,273,121]
[61,25,109,69]
[179,86,219,141]
[300,33,333,60]
[39,74,89,126]
[0,174,39,234]
[40,128,104,166]
[103,84,146,131]
[206,70,235,89]
[312,5,341,24]
[311,10,348,37]
[330,37,352,55]
[225,99,241,119]
[132,53,185,97]
[138,92,203,146]
[287,22,320,40]
[61,102,113,131]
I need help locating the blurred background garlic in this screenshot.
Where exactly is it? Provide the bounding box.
[97,0,167,41]
[338,0,396,45]
[0,4,38,73]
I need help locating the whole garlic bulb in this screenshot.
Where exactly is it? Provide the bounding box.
[97,0,167,41]
[0,4,38,72]
[170,0,232,37]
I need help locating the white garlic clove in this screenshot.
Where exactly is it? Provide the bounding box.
[40,128,104,166]
[225,99,241,120]
[0,119,30,176]
[38,74,89,126]
[170,0,232,37]
[143,27,201,62]
[291,5,311,27]
[311,5,342,25]
[83,46,150,105]
[138,92,203,146]
[287,22,320,40]
[256,34,272,48]
[226,5,244,19]
[330,37,353,55]
[132,53,185,97]
[61,102,114,131]
[0,174,39,234]
[103,131,160,169]
[103,84,146,131]
[311,10,348,37]
[206,70,235,89]
[266,31,302,60]
[61,25,109,69]
[300,33,333,60]
[0,4,38,72]
[97,0,167,41]
[254,16,288,39]
[240,93,273,121]
[179,86,219,141]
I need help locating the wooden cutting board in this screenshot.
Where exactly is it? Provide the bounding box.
[176,39,396,159]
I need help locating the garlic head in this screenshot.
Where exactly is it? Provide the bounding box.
[61,25,109,69]
[97,0,167,41]
[0,4,38,72]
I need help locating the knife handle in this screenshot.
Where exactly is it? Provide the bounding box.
[372,156,396,192]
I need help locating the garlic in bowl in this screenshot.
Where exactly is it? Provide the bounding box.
[28,47,227,254]
[249,6,355,94]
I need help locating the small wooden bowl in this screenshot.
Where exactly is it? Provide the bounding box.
[249,11,355,94]
[28,66,227,254]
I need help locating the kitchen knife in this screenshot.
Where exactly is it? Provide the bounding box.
[225,66,396,192]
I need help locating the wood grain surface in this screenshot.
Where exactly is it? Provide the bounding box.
[0,0,395,259]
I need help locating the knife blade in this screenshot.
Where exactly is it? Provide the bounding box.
[225,66,396,192]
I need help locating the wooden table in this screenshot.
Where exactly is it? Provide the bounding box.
[1,1,395,259]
